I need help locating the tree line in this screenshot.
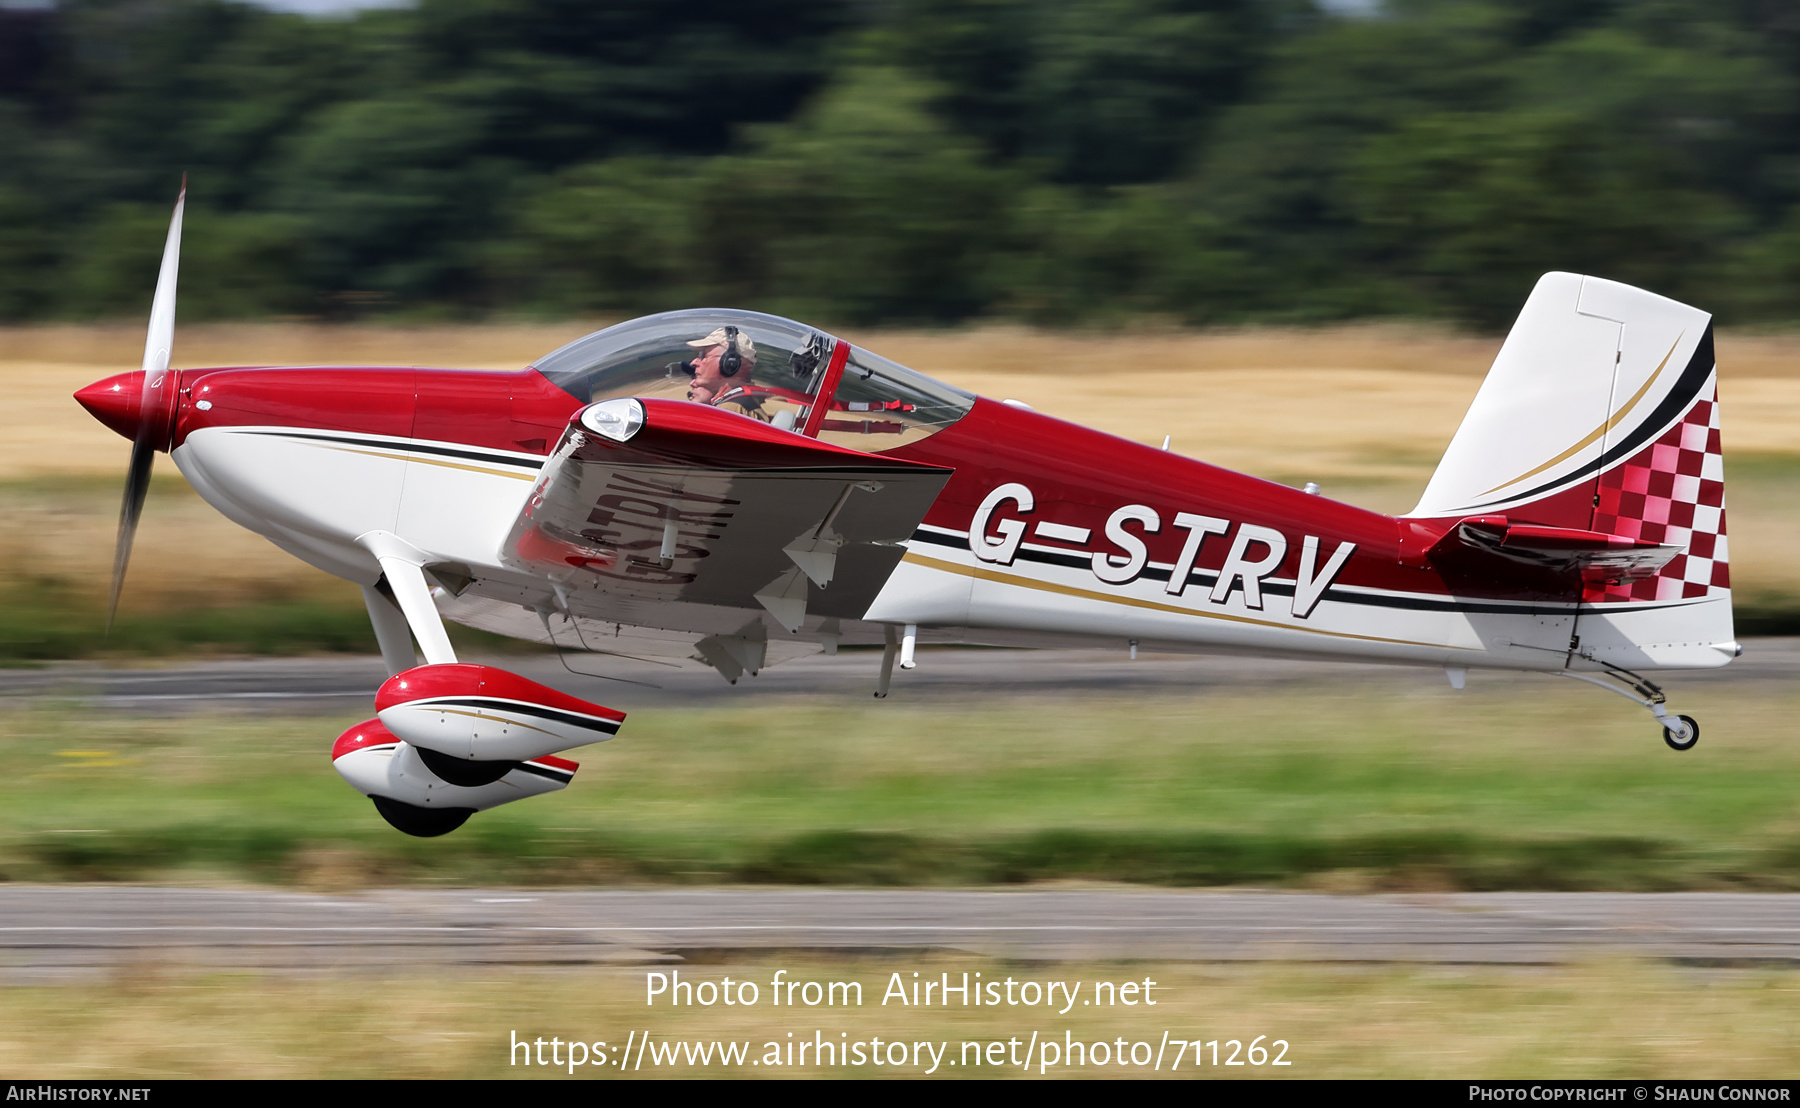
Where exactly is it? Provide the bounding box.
[3,0,1800,329]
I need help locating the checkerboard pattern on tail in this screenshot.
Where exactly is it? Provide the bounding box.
[1585,378,1728,603]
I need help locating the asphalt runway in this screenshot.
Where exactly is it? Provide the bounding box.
[1,638,1793,713]
[7,887,1800,981]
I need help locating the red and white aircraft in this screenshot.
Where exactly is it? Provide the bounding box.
[77,190,1737,836]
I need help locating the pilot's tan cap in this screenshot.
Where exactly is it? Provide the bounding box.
[686,327,758,364]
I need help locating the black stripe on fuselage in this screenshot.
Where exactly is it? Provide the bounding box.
[909,528,1702,618]
[410,696,622,735]
[515,760,576,783]
[237,429,546,471]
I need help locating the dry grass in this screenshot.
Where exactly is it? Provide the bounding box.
[8,322,1798,484]
[0,325,575,480]
[3,956,1799,1078]
[0,478,348,611]
[5,322,1798,603]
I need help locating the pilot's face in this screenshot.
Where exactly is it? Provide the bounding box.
[689,345,726,394]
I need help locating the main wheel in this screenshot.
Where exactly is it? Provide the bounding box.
[1663,714,1699,751]
[371,796,475,837]
[415,746,519,787]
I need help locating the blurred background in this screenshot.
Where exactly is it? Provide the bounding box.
[3,0,1800,328]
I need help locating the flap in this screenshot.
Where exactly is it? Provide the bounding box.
[500,398,953,624]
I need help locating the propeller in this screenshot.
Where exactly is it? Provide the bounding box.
[106,179,185,631]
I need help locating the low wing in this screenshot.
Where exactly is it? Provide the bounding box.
[500,398,953,631]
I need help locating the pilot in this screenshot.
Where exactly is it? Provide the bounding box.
[684,325,760,410]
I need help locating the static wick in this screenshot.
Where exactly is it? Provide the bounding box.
[1161,435,1171,451]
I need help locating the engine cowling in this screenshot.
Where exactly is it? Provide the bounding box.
[375,663,625,764]
[331,718,579,837]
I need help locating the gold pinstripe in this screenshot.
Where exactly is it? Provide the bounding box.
[307,442,539,481]
[1479,334,1683,498]
[899,550,1473,651]
[419,707,560,738]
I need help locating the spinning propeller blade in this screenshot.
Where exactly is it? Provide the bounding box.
[107,179,185,631]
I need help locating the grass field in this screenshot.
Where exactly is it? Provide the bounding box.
[7,956,1800,1078]
[6,677,1800,1079]
[11,683,1800,1078]
[7,683,1800,890]
[3,321,1800,655]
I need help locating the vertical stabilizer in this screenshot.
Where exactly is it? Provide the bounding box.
[1412,272,1732,668]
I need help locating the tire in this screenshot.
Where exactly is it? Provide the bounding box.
[371,796,476,837]
[1663,714,1700,751]
[414,746,519,787]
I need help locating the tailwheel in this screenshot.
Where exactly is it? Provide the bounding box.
[1561,664,1699,753]
[1662,714,1699,752]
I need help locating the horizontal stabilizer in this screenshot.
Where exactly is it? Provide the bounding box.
[1404,515,1680,582]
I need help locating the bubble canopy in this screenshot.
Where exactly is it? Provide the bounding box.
[531,309,976,451]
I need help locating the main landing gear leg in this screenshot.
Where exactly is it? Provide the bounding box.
[355,531,457,666]
[1560,665,1699,751]
[874,624,897,699]
[360,582,418,677]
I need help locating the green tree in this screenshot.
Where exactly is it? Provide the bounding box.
[1186,7,1516,316]
[893,0,1282,184]
[14,0,1800,326]
[57,202,310,320]
[504,157,702,316]
[506,65,1024,324]
[994,184,1248,323]
[1348,109,1738,326]
[686,66,1019,323]
[405,0,857,164]
[0,186,58,322]
[270,93,506,306]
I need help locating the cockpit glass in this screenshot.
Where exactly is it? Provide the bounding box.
[531,309,974,450]
[810,346,975,450]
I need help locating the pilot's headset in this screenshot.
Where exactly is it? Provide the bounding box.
[718,325,744,378]
[670,326,748,380]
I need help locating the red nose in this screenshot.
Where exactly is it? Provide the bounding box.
[75,371,146,443]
